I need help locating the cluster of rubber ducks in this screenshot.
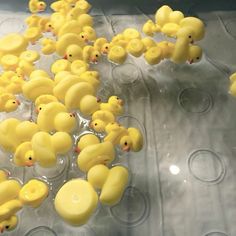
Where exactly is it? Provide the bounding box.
[0,170,48,233]
[0,0,146,230]
[142,5,205,65]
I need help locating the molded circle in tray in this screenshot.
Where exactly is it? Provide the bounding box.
[188,150,226,184]
[178,88,213,113]
[33,157,68,180]
[25,226,57,236]
[0,18,25,35]
[204,232,228,236]
[110,186,149,227]
[112,63,140,84]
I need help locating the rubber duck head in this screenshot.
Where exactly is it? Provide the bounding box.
[81,26,96,42]
[37,1,47,12]
[80,95,101,116]
[76,134,100,153]
[177,27,195,44]
[90,120,106,133]
[108,96,124,106]
[79,32,89,43]
[119,136,132,152]
[5,99,20,112]
[0,215,18,233]
[54,112,77,133]
[188,45,202,64]
[64,45,82,62]
[101,43,111,55]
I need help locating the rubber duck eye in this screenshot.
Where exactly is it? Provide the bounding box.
[5,226,10,229]
[28,157,32,160]
[188,35,192,38]
[70,114,73,117]
[81,35,84,38]
[39,107,42,110]
[196,57,200,60]
[48,24,51,27]
[116,97,119,100]
[105,46,108,49]
[124,142,128,146]
[69,54,72,57]
[94,123,97,126]
[95,54,98,57]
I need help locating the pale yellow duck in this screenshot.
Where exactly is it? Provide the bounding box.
[29,0,47,14]
[100,96,124,116]
[0,93,20,113]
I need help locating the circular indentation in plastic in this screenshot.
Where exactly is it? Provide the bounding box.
[25,226,57,236]
[0,18,25,35]
[204,232,228,236]
[178,88,213,113]
[188,150,225,184]
[112,63,140,84]
[33,157,68,180]
[110,186,149,227]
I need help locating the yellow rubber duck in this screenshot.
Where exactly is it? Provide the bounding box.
[54,71,72,85]
[63,44,83,62]
[79,71,100,90]
[23,27,43,45]
[29,69,50,80]
[50,0,71,14]
[37,102,77,133]
[82,45,101,64]
[171,41,202,64]
[108,45,127,64]
[22,76,54,101]
[51,59,71,74]
[88,165,129,206]
[55,179,98,226]
[90,110,115,133]
[0,176,48,233]
[126,38,145,57]
[70,59,89,76]
[0,118,39,153]
[0,93,20,113]
[141,37,157,51]
[14,131,72,167]
[229,73,236,96]
[122,28,141,42]
[104,125,143,152]
[29,0,47,14]
[64,83,100,115]
[0,54,19,71]
[75,133,100,153]
[77,141,115,172]
[0,33,28,57]
[25,15,41,27]
[142,20,161,36]
[17,59,35,77]
[77,13,93,27]
[35,94,58,113]
[58,20,82,37]
[50,12,67,35]
[80,26,97,42]
[100,96,124,116]
[41,38,56,55]
[20,50,40,63]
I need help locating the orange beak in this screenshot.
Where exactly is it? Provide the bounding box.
[97,97,101,103]
[25,161,34,167]
[190,40,194,44]
[102,50,108,55]
[189,59,193,64]
[0,227,4,233]
[118,99,124,106]
[16,100,21,105]
[122,146,130,152]
[74,147,81,153]
[91,58,98,64]
[63,55,68,60]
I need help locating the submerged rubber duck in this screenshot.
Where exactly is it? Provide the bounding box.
[14,131,72,167]
[37,102,77,133]
[29,0,47,14]
[90,110,115,133]
[0,93,20,113]
[88,164,129,206]
[77,141,115,172]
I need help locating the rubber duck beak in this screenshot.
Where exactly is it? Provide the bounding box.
[74,147,80,153]
[63,55,68,60]
[122,146,130,152]
[0,227,4,233]
[190,40,194,44]
[91,58,98,64]
[102,50,108,55]
[35,108,39,113]
[70,112,76,117]
[25,162,34,167]
[118,99,124,106]
[97,97,101,103]
[16,100,21,105]
[189,59,193,64]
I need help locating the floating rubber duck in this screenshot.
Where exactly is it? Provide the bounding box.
[0,118,39,153]
[14,131,72,167]
[77,13,93,27]
[100,96,124,116]
[0,93,20,113]
[79,70,100,90]
[108,45,127,64]
[29,0,47,14]
[142,20,161,37]
[0,176,48,233]
[126,38,145,57]
[35,94,58,113]
[104,125,143,152]
[94,38,110,55]
[22,76,54,101]
[0,54,19,71]
[122,28,141,42]
[75,133,100,153]
[29,69,50,80]
[25,15,41,27]
[70,60,89,76]
[24,27,43,45]
[80,26,97,42]
[63,45,83,62]
[82,45,100,64]
[141,37,157,51]
[171,41,202,64]
[87,164,129,206]
[20,50,40,64]
[58,20,82,37]
[54,71,72,85]
[40,38,56,55]
[90,110,115,133]
[77,141,115,172]
[0,34,28,58]
[55,179,98,226]
[50,0,71,14]
[37,102,77,133]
